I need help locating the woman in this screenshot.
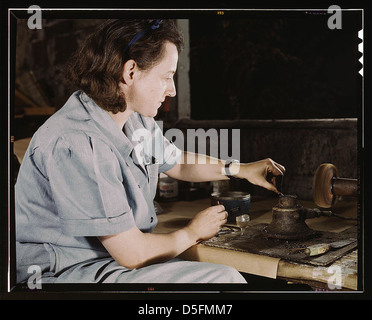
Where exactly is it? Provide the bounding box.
[15,19,285,284]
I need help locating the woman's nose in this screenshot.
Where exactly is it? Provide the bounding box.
[166,79,176,97]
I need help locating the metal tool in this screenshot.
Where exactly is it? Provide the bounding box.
[290,238,357,257]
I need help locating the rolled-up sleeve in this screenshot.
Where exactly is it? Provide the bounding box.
[45,132,135,237]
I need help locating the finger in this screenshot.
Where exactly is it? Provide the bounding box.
[218,210,228,220]
[270,175,277,187]
[219,219,227,227]
[219,216,228,226]
[261,179,280,194]
[270,160,285,176]
[215,204,225,212]
[265,170,278,185]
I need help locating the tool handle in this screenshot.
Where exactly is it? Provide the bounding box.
[302,208,331,219]
[305,244,331,256]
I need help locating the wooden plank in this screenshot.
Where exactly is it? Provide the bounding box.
[180,245,280,279]
[277,250,357,290]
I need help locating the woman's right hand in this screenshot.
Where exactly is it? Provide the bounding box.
[184,205,228,243]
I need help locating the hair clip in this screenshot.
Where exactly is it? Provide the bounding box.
[124,19,163,53]
[151,19,163,30]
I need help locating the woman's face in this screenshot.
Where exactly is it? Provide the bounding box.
[125,41,178,118]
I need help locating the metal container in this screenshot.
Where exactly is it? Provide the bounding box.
[211,191,251,224]
[159,177,178,201]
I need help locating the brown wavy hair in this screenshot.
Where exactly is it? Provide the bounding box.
[65,19,183,113]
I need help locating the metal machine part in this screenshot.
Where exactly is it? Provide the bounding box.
[313,163,358,208]
[262,194,331,240]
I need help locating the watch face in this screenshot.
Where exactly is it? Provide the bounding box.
[225,160,240,179]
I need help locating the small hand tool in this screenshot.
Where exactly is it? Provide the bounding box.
[289,238,356,257]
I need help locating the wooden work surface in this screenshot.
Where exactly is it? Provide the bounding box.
[154,196,359,290]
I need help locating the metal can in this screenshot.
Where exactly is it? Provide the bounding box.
[211,191,251,224]
[159,177,178,201]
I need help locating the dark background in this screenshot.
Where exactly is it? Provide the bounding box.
[189,11,361,120]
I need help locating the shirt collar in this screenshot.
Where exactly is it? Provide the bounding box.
[69,91,134,161]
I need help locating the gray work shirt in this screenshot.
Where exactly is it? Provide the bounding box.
[15,91,181,283]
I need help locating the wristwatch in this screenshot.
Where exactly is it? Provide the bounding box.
[224,159,240,179]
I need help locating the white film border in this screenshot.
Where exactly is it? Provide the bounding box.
[358,29,363,77]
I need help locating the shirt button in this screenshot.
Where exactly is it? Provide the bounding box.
[150,217,154,223]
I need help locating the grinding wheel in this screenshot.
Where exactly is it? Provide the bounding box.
[313,163,338,208]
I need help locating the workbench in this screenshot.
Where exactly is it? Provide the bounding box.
[154,196,359,291]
